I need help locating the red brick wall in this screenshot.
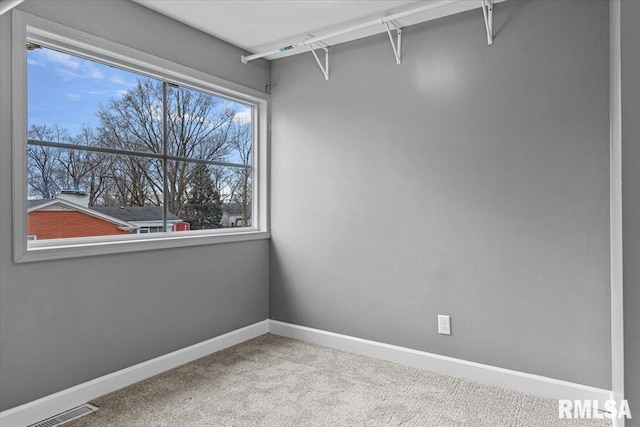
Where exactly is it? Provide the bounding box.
[28,211,130,240]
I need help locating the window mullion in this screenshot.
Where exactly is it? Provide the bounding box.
[162,81,169,233]
[27,139,251,169]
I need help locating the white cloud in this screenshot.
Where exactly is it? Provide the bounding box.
[35,48,105,81]
[53,64,105,82]
[87,89,129,98]
[54,67,82,81]
[233,109,252,124]
[110,75,126,85]
[110,75,136,86]
[41,49,81,69]
[65,93,82,101]
[86,67,105,80]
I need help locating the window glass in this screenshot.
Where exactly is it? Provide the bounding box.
[27,46,254,243]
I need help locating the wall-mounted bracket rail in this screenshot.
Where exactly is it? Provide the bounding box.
[481,0,493,45]
[240,0,500,67]
[384,20,402,65]
[308,41,329,80]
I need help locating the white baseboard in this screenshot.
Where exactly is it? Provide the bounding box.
[268,320,612,405]
[0,320,269,427]
[1,319,613,427]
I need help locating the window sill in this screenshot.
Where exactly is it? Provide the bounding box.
[15,230,271,263]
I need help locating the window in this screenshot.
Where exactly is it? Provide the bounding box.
[13,12,269,262]
[27,46,253,236]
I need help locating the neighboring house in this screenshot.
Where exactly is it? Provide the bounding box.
[28,191,190,240]
[28,199,135,240]
[93,206,188,234]
[221,202,250,228]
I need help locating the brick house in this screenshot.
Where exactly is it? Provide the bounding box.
[28,191,190,240]
[28,199,134,240]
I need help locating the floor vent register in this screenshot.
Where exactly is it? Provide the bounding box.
[28,404,98,427]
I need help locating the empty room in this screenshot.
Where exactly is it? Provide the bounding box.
[0,0,637,426]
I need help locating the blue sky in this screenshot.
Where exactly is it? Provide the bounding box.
[28,47,141,136]
[28,46,251,138]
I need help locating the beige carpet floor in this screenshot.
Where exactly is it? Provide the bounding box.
[66,334,610,427]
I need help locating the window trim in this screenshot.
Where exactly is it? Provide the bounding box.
[12,11,270,263]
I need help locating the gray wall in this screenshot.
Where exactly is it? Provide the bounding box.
[0,0,269,411]
[622,0,640,423]
[270,0,611,389]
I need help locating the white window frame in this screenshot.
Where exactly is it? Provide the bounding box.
[12,11,270,263]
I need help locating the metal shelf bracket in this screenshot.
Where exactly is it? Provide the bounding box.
[308,41,329,80]
[384,20,402,65]
[481,0,493,45]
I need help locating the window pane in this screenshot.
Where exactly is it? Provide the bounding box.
[227,107,253,167]
[97,80,164,154]
[93,154,163,207]
[26,43,258,248]
[215,164,253,229]
[27,144,63,200]
[166,85,252,164]
[169,162,252,230]
[28,45,159,153]
[27,152,168,241]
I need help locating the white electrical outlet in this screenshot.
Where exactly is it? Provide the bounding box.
[438,315,451,335]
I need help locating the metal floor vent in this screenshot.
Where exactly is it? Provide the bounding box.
[29,404,98,427]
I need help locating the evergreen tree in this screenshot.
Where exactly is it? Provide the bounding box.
[184,165,222,229]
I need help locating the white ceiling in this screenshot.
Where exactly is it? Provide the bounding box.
[132,0,501,61]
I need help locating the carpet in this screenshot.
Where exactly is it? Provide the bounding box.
[66,334,610,426]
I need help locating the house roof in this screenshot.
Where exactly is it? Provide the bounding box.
[222,202,246,215]
[92,206,181,222]
[28,199,182,226]
[28,199,54,209]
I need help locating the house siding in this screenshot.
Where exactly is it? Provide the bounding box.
[28,211,129,240]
